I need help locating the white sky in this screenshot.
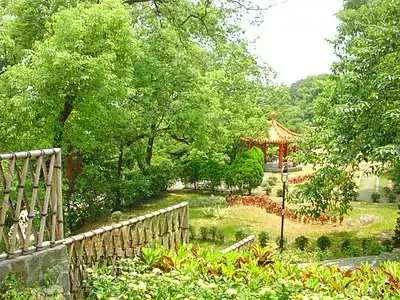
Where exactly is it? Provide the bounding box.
[243,0,344,85]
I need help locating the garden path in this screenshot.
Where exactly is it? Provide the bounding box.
[298,249,400,269]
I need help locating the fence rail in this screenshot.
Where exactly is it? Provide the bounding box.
[221,235,255,254]
[64,202,189,298]
[0,148,63,258]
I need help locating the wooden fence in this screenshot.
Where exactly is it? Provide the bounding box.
[221,235,255,254]
[0,149,63,259]
[64,202,189,298]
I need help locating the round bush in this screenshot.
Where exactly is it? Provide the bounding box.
[388,193,397,203]
[216,229,225,243]
[295,236,309,251]
[111,211,123,223]
[383,186,392,197]
[263,185,272,196]
[275,236,288,249]
[341,238,351,251]
[371,192,381,203]
[258,231,270,247]
[235,229,247,241]
[267,177,278,186]
[209,226,217,240]
[317,236,332,251]
[200,227,209,240]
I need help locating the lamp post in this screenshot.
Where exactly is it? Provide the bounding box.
[280,164,289,253]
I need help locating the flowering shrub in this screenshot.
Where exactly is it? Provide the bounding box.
[88,244,400,299]
[288,174,314,184]
[226,195,340,225]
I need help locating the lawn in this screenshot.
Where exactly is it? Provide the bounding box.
[75,190,398,263]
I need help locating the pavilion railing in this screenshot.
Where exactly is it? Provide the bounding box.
[64,202,189,298]
[0,149,63,259]
[221,235,255,254]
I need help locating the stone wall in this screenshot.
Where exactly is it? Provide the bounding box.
[0,245,70,299]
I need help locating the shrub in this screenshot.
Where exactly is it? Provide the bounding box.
[275,236,288,249]
[235,229,247,241]
[111,211,123,223]
[381,239,394,252]
[88,244,400,299]
[341,238,351,251]
[382,186,392,197]
[202,206,230,220]
[209,226,217,240]
[200,227,209,240]
[258,231,270,247]
[276,187,288,197]
[295,236,309,251]
[189,225,196,239]
[371,192,381,203]
[317,236,332,251]
[216,229,225,243]
[225,148,264,194]
[388,193,397,203]
[267,176,278,186]
[263,185,272,196]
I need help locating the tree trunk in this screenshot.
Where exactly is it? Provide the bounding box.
[145,124,156,166]
[54,95,74,147]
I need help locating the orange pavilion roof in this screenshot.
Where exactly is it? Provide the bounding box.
[242,113,302,144]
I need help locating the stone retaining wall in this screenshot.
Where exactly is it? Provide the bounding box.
[0,245,70,299]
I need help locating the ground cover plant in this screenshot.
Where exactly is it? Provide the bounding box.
[77,191,398,262]
[88,244,400,299]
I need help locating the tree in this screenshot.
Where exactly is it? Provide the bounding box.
[226,147,264,194]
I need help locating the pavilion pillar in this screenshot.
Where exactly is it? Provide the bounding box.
[284,143,289,161]
[293,145,297,167]
[249,141,253,149]
[278,143,283,168]
[263,142,268,164]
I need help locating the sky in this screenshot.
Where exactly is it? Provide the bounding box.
[243,0,344,85]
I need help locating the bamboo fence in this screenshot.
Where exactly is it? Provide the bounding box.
[64,202,189,299]
[221,235,255,254]
[0,149,63,258]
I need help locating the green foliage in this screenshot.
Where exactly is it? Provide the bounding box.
[88,245,400,299]
[262,184,272,196]
[258,231,270,247]
[209,226,217,240]
[317,236,332,251]
[383,186,392,196]
[295,236,309,251]
[42,267,59,287]
[388,193,397,203]
[202,206,230,220]
[341,239,351,252]
[216,229,225,243]
[0,273,62,300]
[111,211,123,223]
[275,236,288,249]
[200,227,209,240]
[393,202,400,248]
[235,229,247,241]
[294,166,357,217]
[276,188,283,198]
[371,192,381,203]
[226,147,264,194]
[189,225,196,239]
[267,176,278,186]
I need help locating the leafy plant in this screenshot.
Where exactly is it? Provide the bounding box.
[267,176,278,186]
[189,225,196,239]
[383,186,392,197]
[258,231,270,247]
[111,211,123,223]
[341,238,351,252]
[381,239,394,252]
[43,267,59,287]
[295,236,309,251]
[275,236,288,249]
[235,229,247,241]
[388,193,397,203]
[209,226,217,240]
[201,206,230,220]
[200,227,209,240]
[371,192,381,203]
[262,184,272,196]
[216,229,225,243]
[317,236,332,251]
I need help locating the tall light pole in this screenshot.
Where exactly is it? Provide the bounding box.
[280,164,289,253]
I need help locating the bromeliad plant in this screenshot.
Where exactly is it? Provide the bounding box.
[88,244,400,299]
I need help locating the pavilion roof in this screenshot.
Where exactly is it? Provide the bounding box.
[242,113,302,144]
